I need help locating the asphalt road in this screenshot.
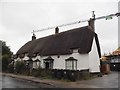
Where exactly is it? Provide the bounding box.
[1,75,43,88]
[77,71,120,88]
[0,71,120,89]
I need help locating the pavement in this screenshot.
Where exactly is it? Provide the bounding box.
[1,72,119,88]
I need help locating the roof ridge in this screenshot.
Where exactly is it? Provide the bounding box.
[36,26,92,40]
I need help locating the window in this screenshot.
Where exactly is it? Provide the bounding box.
[33,59,41,69]
[44,61,53,69]
[66,61,73,69]
[37,61,41,68]
[65,57,77,70]
[44,56,54,69]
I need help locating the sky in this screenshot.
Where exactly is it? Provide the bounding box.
[0,0,119,55]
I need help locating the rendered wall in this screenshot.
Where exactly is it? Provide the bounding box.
[41,53,89,70]
[89,37,100,72]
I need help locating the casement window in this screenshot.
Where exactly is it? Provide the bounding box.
[44,61,53,69]
[65,57,77,70]
[33,59,41,69]
[44,56,54,69]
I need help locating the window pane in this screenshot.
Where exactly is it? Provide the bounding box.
[66,60,77,70]
[66,61,72,69]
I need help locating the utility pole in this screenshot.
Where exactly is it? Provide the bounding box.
[92,11,95,31]
[92,11,95,19]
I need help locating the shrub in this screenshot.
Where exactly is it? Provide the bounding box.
[8,63,14,73]
[32,69,41,77]
[2,55,9,72]
[32,68,52,78]
[14,61,26,74]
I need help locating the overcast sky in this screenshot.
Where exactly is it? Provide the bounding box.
[0,0,119,55]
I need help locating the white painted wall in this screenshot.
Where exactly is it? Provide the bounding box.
[32,56,40,61]
[89,37,100,72]
[22,55,29,61]
[41,51,89,71]
[72,53,89,70]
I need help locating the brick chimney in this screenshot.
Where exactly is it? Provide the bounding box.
[55,27,59,34]
[88,18,95,32]
[32,33,36,40]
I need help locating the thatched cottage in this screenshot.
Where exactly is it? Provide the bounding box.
[14,19,101,73]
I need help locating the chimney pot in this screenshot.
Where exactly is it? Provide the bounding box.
[55,27,59,34]
[32,33,36,40]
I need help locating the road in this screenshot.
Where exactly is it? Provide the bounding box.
[1,75,43,88]
[0,71,120,89]
[1,75,55,89]
[77,71,120,88]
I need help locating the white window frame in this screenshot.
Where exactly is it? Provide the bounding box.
[66,59,77,70]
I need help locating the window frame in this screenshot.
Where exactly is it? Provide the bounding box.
[44,56,54,69]
[65,57,77,70]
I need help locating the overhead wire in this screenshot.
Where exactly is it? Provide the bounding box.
[32,12,120,33]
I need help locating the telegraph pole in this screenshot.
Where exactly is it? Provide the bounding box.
[92,11,95,19]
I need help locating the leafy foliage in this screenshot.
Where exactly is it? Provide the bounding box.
[0,40,13,72]
[1,41,12,56]
[8,62,14,73]
[14,61,26,74]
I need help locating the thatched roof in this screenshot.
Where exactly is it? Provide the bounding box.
[65,57,77,61]
[44,56,54,61]
[16,26,101,57]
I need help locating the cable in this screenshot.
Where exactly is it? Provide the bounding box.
[32,19,88,33]
[32,12,120,33]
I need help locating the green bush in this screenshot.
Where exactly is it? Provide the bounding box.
[32,69,41,77]
[2,55,9,72]
[14,61,26,74]
[1,40,13,72]
[32,68,52,78]
[8,63,14,73]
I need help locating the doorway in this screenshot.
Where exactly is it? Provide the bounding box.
[45,62,50,69]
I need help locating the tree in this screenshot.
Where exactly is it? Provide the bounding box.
[0,40,13,72]
[1,41,12,56]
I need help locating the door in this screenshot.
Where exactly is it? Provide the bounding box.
[45,62,49,69]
